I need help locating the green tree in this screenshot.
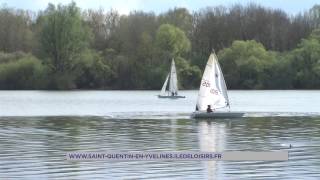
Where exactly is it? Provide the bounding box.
[218,40,276,89]
[290,29,320,88]
[84,9,120,51]
[75,49,113,89]
[0,53,48,89]
[38,2,92,89]
[175,57,201,89]
[155,24,191,57]
[263,52,294,89]
[158,8,193,36]
[0,6,34,53]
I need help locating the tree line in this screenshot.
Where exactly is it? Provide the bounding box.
[0,2,320,89]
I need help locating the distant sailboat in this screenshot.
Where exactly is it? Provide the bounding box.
[192,52,244,118]
[158,59,185,98]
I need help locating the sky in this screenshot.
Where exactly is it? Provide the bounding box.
[0,0,319,15]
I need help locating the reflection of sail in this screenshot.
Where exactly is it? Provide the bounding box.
[198,121,226,180]
[170,119,177,149]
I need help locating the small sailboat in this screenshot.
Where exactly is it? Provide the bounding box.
[192,52,244,118]
[158,59,185,98]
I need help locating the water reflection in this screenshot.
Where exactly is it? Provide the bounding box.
[198,120,226,180]
[170,119,177,149]
[1,117,320,179]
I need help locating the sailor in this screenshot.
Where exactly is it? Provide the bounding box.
[206,105,213,113]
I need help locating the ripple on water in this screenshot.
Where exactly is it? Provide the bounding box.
[0,116,320,179]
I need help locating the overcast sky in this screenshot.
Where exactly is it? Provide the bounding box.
[0,0,318,15]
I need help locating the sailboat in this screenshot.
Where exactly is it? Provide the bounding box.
[158,59,185,98]
[192,52,244,118]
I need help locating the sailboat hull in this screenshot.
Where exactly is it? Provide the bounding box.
[158,95,186,99]
[191,111,245,118]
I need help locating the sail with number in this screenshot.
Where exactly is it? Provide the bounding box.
[196,52,229,111]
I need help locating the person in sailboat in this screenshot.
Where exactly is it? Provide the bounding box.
[206,105,213,113]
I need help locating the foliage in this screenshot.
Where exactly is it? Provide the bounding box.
[0,3,320,89]
[37,2,92,89]
[263,52,294,89]
[75,49,113,89]
[175,57,201,89]
[218,40,276,89]
[155,24,191,57]
[289,29,320,88]
[0,6,34,53]
[0,51,30,64]
[0,53,47,89]
[158,8,193,36]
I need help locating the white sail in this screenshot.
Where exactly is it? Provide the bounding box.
[160,74,169,96]
[215,57,229,106]
[196,53,229,111]
[168,59,178,95]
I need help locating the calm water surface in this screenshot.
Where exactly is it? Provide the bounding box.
[0,90,320,179]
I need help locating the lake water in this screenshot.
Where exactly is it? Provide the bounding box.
[0,90,320,179]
